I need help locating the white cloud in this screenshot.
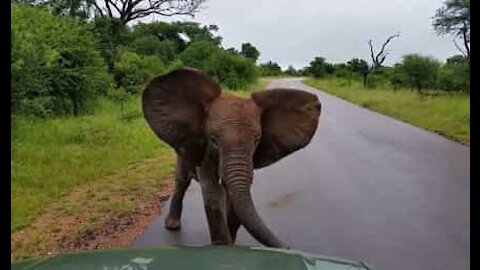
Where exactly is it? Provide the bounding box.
[144,0,459,69]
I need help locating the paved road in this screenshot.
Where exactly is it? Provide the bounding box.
[133,78,470,270]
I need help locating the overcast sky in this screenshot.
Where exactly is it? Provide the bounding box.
[154,0,458,69]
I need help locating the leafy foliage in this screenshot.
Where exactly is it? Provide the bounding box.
[308,57,331,78]
[113,48,166,94]
[259,61,282,76]
[284,66,299,76]
[240,43,260,63]
[11,4,113,117]
[432,0,470,58]
[395,54,441,91]
[438,55,470,92]
[347,58,369,76]
[180,41,259,89]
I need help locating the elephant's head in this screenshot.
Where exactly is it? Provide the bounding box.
[142,68,321,247]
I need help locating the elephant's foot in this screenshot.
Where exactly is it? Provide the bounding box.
[211,236,232,245]
[165,216,181,230]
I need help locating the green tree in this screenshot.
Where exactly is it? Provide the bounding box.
[259,61,282,76]
[432,0,470,59]
[23,0,206,25]
[91,17,129,72]
[11,3,113,117]
[438,55,469,92]
[347,58,369,76]
[240,43,260,62]
[130,21,221,55]
[180,41,259,89]
[130,36,178,63]
[308,57,329,78]
[399,54,440,92]
[285,65,298,76]
[113,48,166,94]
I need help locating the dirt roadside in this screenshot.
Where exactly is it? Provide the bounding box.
[11,155,175,262]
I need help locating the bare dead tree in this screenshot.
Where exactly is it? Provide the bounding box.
[363,32,400,87]
[453,37,468,58]
[88,0,206,25]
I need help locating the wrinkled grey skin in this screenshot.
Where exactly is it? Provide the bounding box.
[142,68,321,248]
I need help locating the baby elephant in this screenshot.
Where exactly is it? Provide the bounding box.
[142,68,321,248]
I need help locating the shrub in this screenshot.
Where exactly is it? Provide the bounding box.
[308,57,329,78]
[180,41,259,89]
[399,54,440,91]
[258,61,282,76]
[113,48,166,94]
[11,4,113,117]
[215,51,259,89]
[437,55,470,92]
[130,36,178,63]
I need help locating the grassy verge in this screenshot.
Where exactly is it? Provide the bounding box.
[303,78,470,145]
[11,155,175,261]
[11,97,175,232]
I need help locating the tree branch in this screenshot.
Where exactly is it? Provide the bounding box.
[91,1,105,16]
[92,0,205,24]
[375,32,400,65]
[368,39,375,67]
[453,38,468,57]
[368,33,400,69]
[105,0,114,17]
[462,22,470,59]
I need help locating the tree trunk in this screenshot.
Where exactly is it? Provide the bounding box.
[71,96,79,116]
[462,27,470,60]
[363,70,370,88]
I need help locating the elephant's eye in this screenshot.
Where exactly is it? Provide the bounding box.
[254,137,261,146]
[210,135,218,148]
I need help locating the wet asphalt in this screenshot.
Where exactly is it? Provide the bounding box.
[132,78,470,270]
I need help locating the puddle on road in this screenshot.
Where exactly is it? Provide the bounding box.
[267,190,302,208]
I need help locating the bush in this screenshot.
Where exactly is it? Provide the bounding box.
[308,57,329,78]
[258,61,282,76]
[11,4,113,117]
[130,36,178,63]
[113,48,166,94]
[91,17,130,72]
[437,55,470,92]
[398,54,440,91]
[180,41,259,89]
[365,67,391,89]
[179,41,218,71]
[215,51,259,89]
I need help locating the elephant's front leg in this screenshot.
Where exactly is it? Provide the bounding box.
[165,155,193,230]
[227,196,241,243]
[198,166,232,245]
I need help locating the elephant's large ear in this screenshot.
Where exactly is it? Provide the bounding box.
[251,89,321,169]
[142,68,221,164]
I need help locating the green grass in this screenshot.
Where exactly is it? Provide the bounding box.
[304,77,470,145]
[11,96,173,232]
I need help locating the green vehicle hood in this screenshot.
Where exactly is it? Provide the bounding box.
[12,246,374,270]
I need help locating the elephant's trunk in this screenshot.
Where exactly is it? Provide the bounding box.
[221,150,286,248]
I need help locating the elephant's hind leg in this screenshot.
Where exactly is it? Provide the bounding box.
[165,155,193,230]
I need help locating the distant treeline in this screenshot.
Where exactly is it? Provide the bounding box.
[11,2,469,118]
[260,55,469,94]
[11,3,262,118]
